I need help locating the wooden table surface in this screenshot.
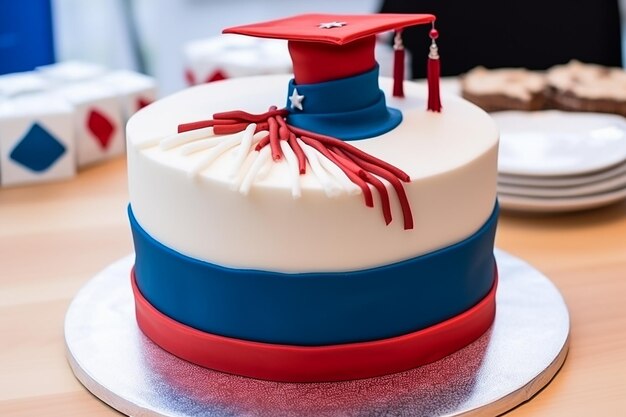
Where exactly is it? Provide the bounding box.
[1,156,625,416]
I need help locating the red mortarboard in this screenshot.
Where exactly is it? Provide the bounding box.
[224,13,437,89]
[223,13,435,45]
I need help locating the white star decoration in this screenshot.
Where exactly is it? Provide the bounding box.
[289,88,305,111]
[318,21,347,29]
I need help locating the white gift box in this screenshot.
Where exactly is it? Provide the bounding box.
[0,93,75,186]
[183,35,292,85]
[0,71,50,99]
[99,70,157,121]
[55,82,124,167]
[37,60,108,86]
[182,35,411,86]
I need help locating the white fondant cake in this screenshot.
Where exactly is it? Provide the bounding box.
[127,76,498,272]
[127,13,500,382]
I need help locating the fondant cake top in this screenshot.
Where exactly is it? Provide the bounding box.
[126,76,498,271]
[127,76,497,187]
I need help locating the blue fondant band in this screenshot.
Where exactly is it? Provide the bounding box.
[285,66,402,141]
[130,204,498,346]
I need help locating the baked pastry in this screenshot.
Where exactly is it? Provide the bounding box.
[461,66,548,112]
[127,14,499,382]
[547,60,626,116]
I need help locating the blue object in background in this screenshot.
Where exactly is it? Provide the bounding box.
[0,0,55,75]
[10,123,66,172]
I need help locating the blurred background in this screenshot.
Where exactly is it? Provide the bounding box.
[3,0,624,95]
[2,3,626,415]
[1,0,380,94]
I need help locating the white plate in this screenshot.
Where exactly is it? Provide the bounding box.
[495,111,626,177]
[498,171,626,198]
[498,186,626,213]
[498,160,626,187]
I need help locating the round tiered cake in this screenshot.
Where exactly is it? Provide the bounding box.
[127,13,499,382]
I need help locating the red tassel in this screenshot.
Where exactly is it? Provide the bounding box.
[427,28,442,112]
[392,31,405,98]
[427,56,441,112]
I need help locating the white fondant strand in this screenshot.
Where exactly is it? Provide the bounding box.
[279,140,302,198]
[148,120,366,199]
[255,154,273,180]
[188,133,243,178]
[160,126,215,150]
[179,136,227,155]
[297,138,342,197]
[137,136,165,149]
[313,144,361,195]
[228,124,258,179]
[229,150,259,191]
[239,146,271,195]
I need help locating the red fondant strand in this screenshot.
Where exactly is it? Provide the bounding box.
[214,123,249,135]
[275,115,291,141]
[328,147,366,178]
[174,107,415,227]
[178,118,239,133]
[267,116,282,161]
[363,171,392,225]
[254,123,269,134]
[334,147,392,225]
[345,152,414,230]
[288,133,307,174]
[289,126,410,182]
[213,108,289,123]
[255,135,270,151]
[255,132,269,146]
[300,136,374,208]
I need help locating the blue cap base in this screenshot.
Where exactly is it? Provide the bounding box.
[285,65,403,141]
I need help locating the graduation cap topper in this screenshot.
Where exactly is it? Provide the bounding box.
[172,13,444,230]
[224,13,440,105]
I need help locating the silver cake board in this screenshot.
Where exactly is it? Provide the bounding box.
[65,249,570,417]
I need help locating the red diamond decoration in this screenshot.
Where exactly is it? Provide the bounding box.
[185,68,196,86]
[206,69,228,83]
[87,109,115,150]
[137,97,152,111]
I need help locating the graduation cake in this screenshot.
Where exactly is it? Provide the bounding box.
[127,14,499,382]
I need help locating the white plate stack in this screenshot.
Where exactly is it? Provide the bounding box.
[494,111,626,213]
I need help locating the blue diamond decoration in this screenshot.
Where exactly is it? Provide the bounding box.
[10,123,66,173]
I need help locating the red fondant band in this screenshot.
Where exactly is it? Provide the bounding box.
[131,266,497,382]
